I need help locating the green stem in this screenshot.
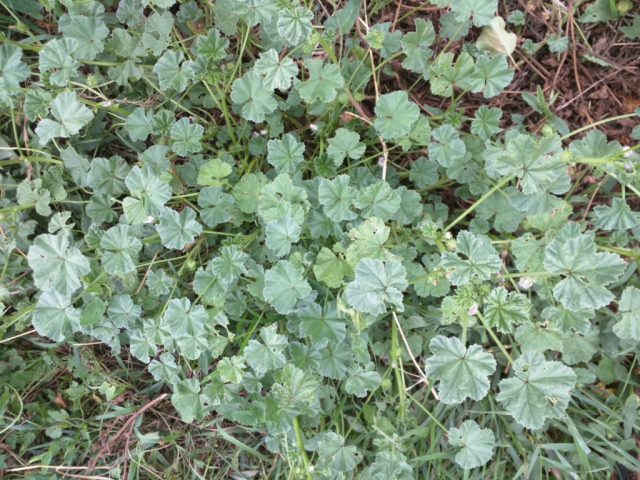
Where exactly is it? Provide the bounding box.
[560,113,637,140]
[443,176,514,233]
[292,416,312,480]
[390,316,406,421]
[477,311,514,364]
[0,203,35,214]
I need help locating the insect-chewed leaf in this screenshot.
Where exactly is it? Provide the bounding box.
[497,350,576,430]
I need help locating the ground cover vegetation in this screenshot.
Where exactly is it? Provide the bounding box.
[0,0,639,477]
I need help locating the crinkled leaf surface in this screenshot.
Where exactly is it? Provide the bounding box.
[297,59,344,104]
[157,207,203,250]
[28,233,90,297]
[424,336,496,404]
[254,48,298,91]
[230,71,278,122]
[345,258,407,315]
[441,231,501,286]
[543,223,626,311]
[32,291,81,342]
[267,134,305,173]
[354,181,401,221]
[613,286,640,341]
[244,324,288,375]
[263,260,312,314]
[318,175,358,222]
[100,225,142,274]
[36,92,94,145]
[593,197,640,231]
[497,350,576,430]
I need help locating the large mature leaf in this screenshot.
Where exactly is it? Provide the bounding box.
[318,175,358,222]
[232,172,269,213]
[276,6,314,46]
[35,92,95,145]
[593,197,640,231]
[483,287,531,333]
[193,266,229,302]
[471,106,503,140]
[263,260,312,314]
[326,128,365,166]
[266,216,301,257]
[39,38,80,87]
[313,247,353,288]
[61,15,109,60]
[143,11,174,56]
[543,223,626,311]
[124,165,172,221]
[613,286,640,341]
[170,118,203,156]
[427,52,475,97]
[198,186,235,227]
[424,336,496,404]
[354,181,401,221]
[88,155,130,197]
[0,44,30,103]
[400,18,435,72]
[194,28,229,61]
[543,305,593,335]
[297,59,344,104]
[160,300,209,360]
[28,233,90,297]
[298,301,346,348]
[230,71,278,122]
[100,225,142,275]
[345,217,395,265]
[157,207,202,250]
[374,91,420,140]
[32,291,81,342]
[254,48,298,91]
[317,432,362,472]
[497,350,576,429]
[153,50,196,93]
[409,157,439,188]
[345,362,382,397]
[267,134,305,173]
[485,133,564,194]
[345,258,407,315]
[449,420,495,469]
[475,191,522,233]
[450,0,497,26]
[210,245,249,283]
[469,54,514,98]
[244,324,288,375]
[172,378,212,423]
[428,125,466,167]
[441,231,501,286]
[107,28,146,85]
[124,107,153,142]
[108,294,142,328]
